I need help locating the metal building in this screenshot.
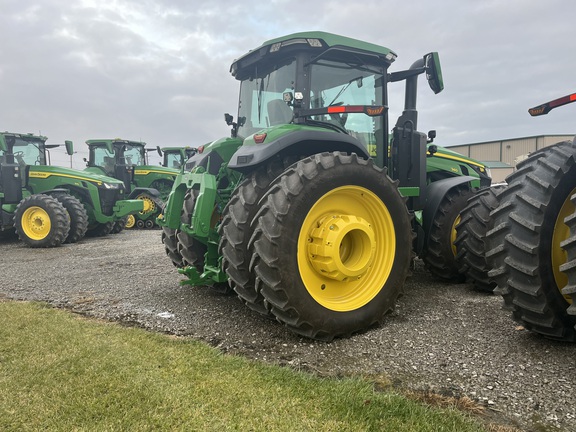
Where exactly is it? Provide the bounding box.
[446,134,575,183]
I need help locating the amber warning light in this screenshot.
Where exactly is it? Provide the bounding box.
[325,105,386,116]
[529,93,576,116]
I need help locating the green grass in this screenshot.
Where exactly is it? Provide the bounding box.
[0,301,489,431]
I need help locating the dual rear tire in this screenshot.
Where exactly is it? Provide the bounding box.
[486,141,576,341]
[222,152,413,341]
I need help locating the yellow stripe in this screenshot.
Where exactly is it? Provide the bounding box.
[434,152,486,171]
[134,169,176,176]
[29,171,103,185]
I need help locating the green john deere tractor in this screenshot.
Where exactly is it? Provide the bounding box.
[85,139,179,229]
[484,92,576,341]
[0,132,143,245]
[159,32,490,340]
[156,146,196,169]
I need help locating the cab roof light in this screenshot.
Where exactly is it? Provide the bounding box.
[270,38,323,53]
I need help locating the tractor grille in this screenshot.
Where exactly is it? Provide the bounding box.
[98,188,123,216]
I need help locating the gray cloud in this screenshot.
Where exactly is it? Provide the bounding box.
[1,0,574,167]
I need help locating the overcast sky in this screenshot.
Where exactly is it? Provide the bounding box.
[2,0,575,168]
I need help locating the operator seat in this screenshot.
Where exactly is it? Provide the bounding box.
[267,99,293,126]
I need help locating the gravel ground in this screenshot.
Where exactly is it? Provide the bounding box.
[1,229,575,431]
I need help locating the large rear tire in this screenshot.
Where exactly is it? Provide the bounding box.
[52,193,89,244]
[422,186,476,282]
[486,141,576,341]
[455,186,504,292]
[219,160,292,315]
[111,216,128,234]
[251,153,413,341]
[14,194,70,248]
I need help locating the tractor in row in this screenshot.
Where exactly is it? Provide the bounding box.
[156,146,197,169]
[158,31,490,341]
[0,132,143,246]
[455,92,576,341]
[84,139,179,229]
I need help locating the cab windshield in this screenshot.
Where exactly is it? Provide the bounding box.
[91,145,116,175]
[236,55,385,152]
[237,58,297,138]
[120,144,145,166]
[309,60,385,151]
[8,137,47,166]
[165,152,182,169]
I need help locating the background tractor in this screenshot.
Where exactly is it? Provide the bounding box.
[156,146,196,169]
[85,139,179,229]
[0,131,143,242]
[0,133,69,247]
[484,92,576,341]
[159,32,490,340]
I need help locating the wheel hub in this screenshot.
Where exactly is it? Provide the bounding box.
[307,214,376,281]
[138,195,156,215]
[22,206,51,240]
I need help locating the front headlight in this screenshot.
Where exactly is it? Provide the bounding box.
[102,182,120,189]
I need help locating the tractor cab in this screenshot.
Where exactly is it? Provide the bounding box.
[86,139,147,192]
[0,133,26,205]
[226,32,444,209]
[156,146,196,169]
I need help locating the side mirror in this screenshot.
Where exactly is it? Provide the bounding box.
[156,145,163,157]
[224,113,235,125]
[65,140,74,156]
[424,52,444,94]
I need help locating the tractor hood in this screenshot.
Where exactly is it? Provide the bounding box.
[28,165,125,187]
[133,165,179,176]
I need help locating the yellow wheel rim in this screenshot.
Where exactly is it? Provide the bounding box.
[125,214,136,229]
[20,206,52,240]
[297,186,395,312]
[451,214,461,256]
[552,187,576,304]
[138,195,156,215]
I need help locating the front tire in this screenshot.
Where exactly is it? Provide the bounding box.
[422,185,476,282]
[177,190,231,294]
[14,194,70,248]
[219,159,293,315]
[455,186,504,292]
[86,221,114,237]
[111,216,128,234]
[251,153,413,341]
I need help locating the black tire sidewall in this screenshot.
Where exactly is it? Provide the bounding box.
[260,155,412,337]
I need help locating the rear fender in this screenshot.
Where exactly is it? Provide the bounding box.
[228,129,370,173]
